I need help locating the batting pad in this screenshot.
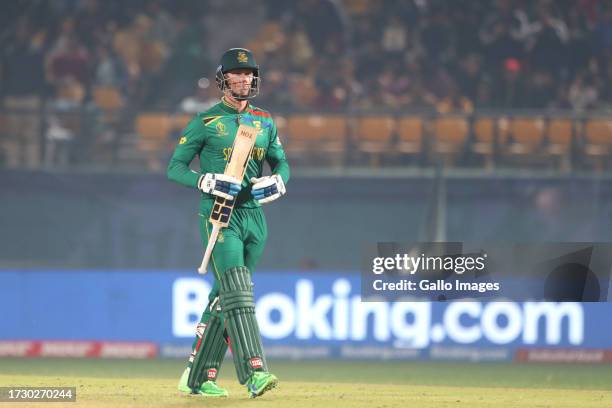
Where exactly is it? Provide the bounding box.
[188,303,228,391]
[219,266,267,384]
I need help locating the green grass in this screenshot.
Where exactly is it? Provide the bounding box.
[0,358,611,407]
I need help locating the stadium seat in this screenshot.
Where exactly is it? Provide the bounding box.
[430,116,469,165]
[472,117,495,153]
[547,118,574,171]
[173,114,193,131]
[507,117,545,154]
[354,115,395,166]
[583,118,612,170]
[93,86,123,111]
[285,114,347,165]
[471,116,509,169]
[498,117,547,166]
[136,113,172,152]
[396,117,423,156]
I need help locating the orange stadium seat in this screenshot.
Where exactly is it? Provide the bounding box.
[173,113,193,131]
[548,118,573,151]
[285,114,347,165]
[471,116,504,169]
[584,119,612,146]
[473,117,495,146]
[506,117,545,155]
[396,117,423,155]
[136,113,172,152]
[354,115,395,166]
[584,118,612,170]
[430,116,469,165]
[93,86,123,111]
[547,118,574,171]
[498,117,550,167]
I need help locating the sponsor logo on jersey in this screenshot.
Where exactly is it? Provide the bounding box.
[179,136,187,144]
[249,357,263,369]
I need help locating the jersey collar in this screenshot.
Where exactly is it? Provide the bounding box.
[220,97,250,114]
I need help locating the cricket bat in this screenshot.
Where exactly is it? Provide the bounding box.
[198,124,258,274]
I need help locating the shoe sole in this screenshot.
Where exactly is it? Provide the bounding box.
[180,391,228,398]
[250,377,278,398]
[179,389,228,398]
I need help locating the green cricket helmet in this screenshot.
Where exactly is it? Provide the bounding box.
[215,48,260,100]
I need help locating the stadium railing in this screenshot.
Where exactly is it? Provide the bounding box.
[0,106,611,172]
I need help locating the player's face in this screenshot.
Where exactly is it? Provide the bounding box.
[225,69,254,97]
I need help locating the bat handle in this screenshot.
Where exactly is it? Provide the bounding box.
[198,224,221,275]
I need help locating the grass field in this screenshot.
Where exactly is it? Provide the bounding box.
[1,358,611,407]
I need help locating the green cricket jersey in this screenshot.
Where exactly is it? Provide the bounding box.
[167,99,290,209]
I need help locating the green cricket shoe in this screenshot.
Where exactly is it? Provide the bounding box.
[199,381,229,397]
[246,372,278,398]
[177,368,228,397]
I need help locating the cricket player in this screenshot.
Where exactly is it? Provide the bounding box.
[167,48,289,398]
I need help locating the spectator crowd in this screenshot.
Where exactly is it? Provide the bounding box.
[2,0,612,114]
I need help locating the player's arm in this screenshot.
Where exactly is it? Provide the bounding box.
[250,120,290,204]
[167,117,241,200]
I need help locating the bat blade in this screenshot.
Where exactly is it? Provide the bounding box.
[198,124,258,274]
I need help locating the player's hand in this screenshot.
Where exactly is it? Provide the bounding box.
[250,175,286,204]
[198,173,242,200]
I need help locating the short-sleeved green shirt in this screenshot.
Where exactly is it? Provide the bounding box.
[167,99,290,210]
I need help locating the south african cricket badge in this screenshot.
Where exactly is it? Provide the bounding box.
[237,51,248,63]
[253,120,264,135]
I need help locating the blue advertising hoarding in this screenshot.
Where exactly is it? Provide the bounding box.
[2,270,612,359]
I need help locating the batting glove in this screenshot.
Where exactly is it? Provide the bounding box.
[198,173,242,200]
[250,175,286,204]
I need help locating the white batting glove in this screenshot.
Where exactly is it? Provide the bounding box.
[198,173,242,200]
[250,174,286,204]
